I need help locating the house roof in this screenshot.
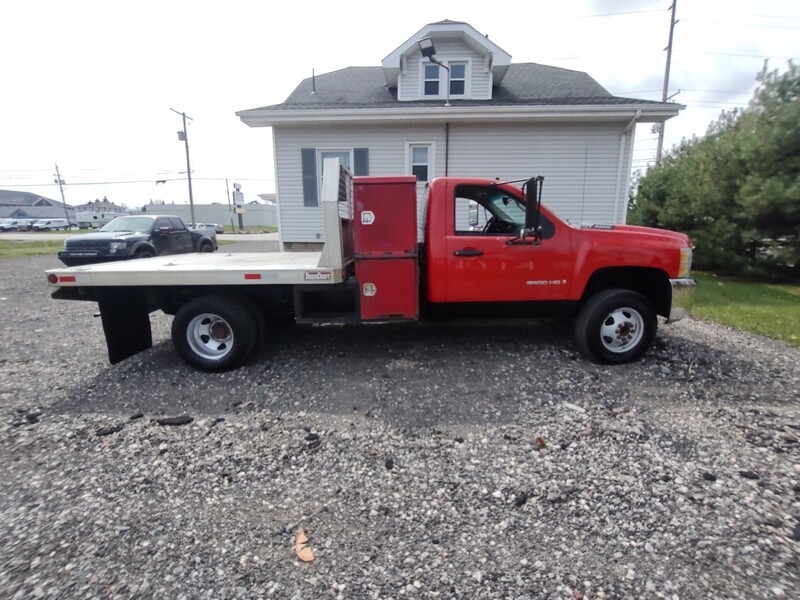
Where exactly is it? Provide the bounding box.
[238,18,684,128]
[0,206,72,220]
[0,189,63,207]
[237,63,683,126]
[75,199,123,210]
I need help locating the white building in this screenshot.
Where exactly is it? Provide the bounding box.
[237,20,683,250]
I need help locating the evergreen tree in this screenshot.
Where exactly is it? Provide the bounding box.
[630,62,799,280]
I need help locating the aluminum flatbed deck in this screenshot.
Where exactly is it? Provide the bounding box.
[46,251,345,287]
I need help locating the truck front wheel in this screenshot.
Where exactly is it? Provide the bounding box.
[574,289,656,364]
[172,296,258,371]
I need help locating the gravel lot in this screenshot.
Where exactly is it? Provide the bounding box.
[1,246,798,599]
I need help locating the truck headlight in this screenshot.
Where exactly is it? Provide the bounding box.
[109,242,127,254]
[678,246,693,278]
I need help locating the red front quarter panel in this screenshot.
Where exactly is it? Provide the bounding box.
[569,226,685,298]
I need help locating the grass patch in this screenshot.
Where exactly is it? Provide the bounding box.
[693,272,800,347]
[226,225,278,233]
[0,240,64,259]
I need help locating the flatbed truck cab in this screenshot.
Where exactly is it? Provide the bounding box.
[46,159,696,372]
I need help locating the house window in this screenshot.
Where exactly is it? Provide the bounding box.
[449,62,466,96]
[318,149,352,189]
[302,148,369,207]
[409,145,430,182]
[424,64,440,96]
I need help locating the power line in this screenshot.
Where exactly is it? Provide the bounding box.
[681,18,800,30]
[0,176,274,188]
[676,50,799,60]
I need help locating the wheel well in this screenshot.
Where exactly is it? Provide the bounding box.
[581,267,671,318]
[155,286,295,318]
[132,243,156,256]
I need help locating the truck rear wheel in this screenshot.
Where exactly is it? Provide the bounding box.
[172,296,258,371]
[574,289,656,364]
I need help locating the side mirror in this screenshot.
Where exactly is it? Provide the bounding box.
[523,176,544,243]
[157,227,171,236]
[467,200,479,228]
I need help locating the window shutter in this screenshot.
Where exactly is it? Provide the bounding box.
[301,148,318,207]
[354,148,369,176]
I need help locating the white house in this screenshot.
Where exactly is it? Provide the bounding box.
[237,20,683,250]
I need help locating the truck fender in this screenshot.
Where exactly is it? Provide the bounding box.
[197,235,215,252]
[130,242,157,258]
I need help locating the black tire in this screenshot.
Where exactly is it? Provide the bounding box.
[199,241,214,253]
[236,294,268,350]
[171,295,258,371]
[574,289,656,364]
[134,248,155,259]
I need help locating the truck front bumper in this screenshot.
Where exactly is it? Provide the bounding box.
[668,277,697,322]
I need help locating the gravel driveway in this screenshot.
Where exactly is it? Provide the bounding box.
[1,247,798,599]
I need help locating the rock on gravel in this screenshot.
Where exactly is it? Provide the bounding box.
[0,252,798,599]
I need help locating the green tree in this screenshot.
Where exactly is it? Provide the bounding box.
[630,62,799,280]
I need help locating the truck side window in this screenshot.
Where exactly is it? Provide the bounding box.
[154,218,172,231]
[453,185,555,239]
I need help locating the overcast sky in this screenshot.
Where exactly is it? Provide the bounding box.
[1,0,798,209]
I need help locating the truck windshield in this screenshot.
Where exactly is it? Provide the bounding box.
[99,217,156,233]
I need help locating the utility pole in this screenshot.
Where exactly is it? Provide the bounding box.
[225,179,235,232]
[53,164,71,222]
[656,0,678,165]
[171,108,196,225]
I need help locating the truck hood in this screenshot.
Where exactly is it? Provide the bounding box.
[577,223,691,246]
[65,231,150,246]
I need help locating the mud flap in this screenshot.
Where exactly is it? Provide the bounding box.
[97,288,152,364]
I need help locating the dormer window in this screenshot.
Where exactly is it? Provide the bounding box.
[424,64,440,96]
[449,62,466,96]
[421,59,469,99]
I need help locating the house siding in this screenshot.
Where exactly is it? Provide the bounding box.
[398,40,491,101]
[274,120,631,242]
[275,124,447,242]
[446,122,625,225]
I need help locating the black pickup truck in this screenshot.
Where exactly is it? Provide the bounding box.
[58,215,217,267]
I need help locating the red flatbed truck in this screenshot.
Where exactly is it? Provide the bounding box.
[46,159,696,372]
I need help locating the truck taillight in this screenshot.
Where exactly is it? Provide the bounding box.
[678,246,693,278]
[47,274,58,284]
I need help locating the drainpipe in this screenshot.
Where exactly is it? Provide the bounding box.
[445,122,450,176]
[614,110,641,223]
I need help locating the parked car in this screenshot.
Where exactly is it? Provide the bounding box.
[189,222,225,234]
[0,218,37,231]
[32,218,71,231]
[58,215,218,267]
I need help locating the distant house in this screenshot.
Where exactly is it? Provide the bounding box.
[237,19,684,250]
[74,197,128,215]
[0,190,74,221]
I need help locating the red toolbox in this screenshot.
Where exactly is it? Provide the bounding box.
[356,258,419,321]
[353,176,418,257]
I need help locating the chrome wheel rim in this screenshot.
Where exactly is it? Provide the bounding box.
[186,313,234,360]
[599,307,644,353]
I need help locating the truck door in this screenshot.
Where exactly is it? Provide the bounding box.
[151,217,189,255]
[168,217,193,253]
[444,183,574,302]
